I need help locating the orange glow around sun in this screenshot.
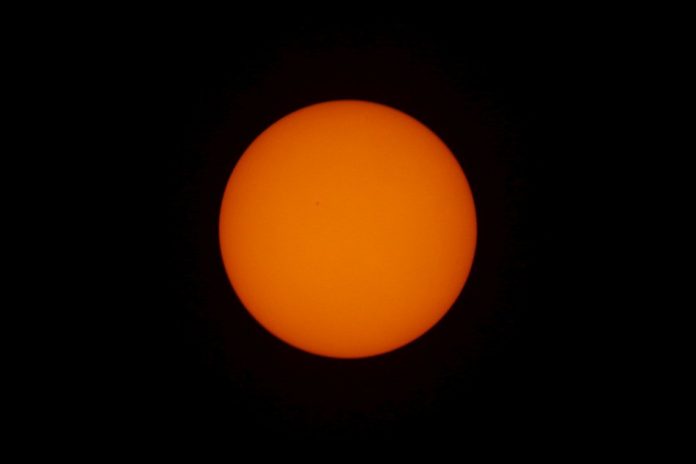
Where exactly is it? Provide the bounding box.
[219,100,476,358]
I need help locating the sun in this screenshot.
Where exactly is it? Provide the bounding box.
[219,100,476,358]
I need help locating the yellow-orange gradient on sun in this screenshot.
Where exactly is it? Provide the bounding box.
[219,100,476,358]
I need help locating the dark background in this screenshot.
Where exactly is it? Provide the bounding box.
[113,16,584,445]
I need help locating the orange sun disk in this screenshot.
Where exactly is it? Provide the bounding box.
[219,100,476,358]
